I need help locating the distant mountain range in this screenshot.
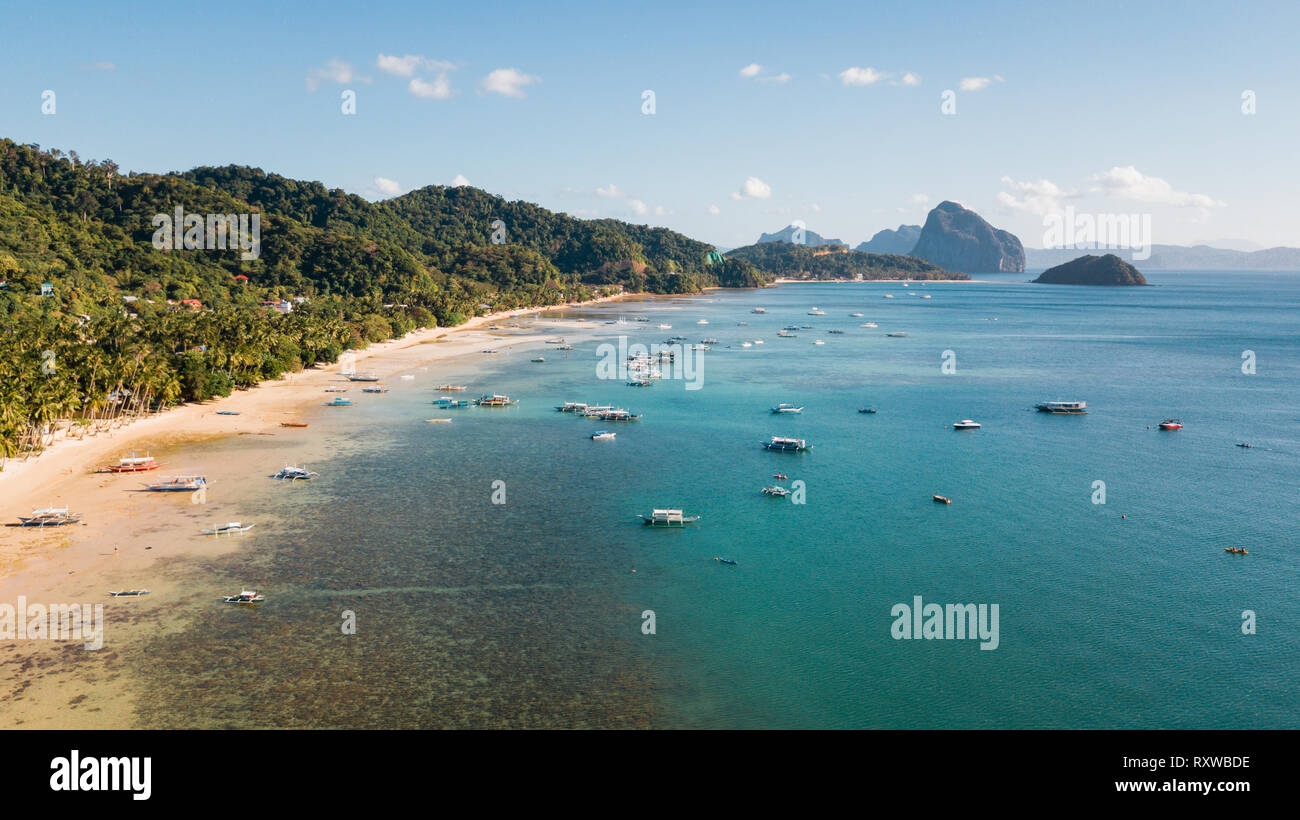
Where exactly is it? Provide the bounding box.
[756,225,845,248]
[856,225,921,255]
[1024,245,1300,270]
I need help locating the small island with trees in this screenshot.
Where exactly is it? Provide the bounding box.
[1031,253,1149,286]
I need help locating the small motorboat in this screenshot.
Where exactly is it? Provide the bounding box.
[762,485,791,497]
[222,589,265,604]
[886,331,907,337]
[426,418,453,424]
[1224,547,1249,555]
[273,465,318,481]
[860,322,878,328]
[215,410,241,416]
[360,385,389,393]
[715,557,738,565]
[771,403,804,414]
[952,419,981,430]
[108,589,151,598]
[813,340,825,345]
[531,357,545,363]
[280,422,309,428]
[859,407,878,414]
[591,430,616,440]
[933,495,952,504]
[201,522,255,536]
[1236,443,1252,448]
[1159,419,1183,430]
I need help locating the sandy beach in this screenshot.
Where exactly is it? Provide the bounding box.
[0,291,655,726]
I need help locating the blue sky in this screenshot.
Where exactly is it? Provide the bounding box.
[2,0,1298,249]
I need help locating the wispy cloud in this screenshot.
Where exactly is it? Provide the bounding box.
[839,66,888,86]
[83,62,116,72]
[740,63,790,83]
[376,54,423,77]
[480,67,540,98]
[308,58,366,91]
[758,72,791,84]
[373,177,402,197]
[410,75,453,99]
[596,183,626,199]
[997,176,1075,215]
[1088,166,1224,212]
[738,63,763,78]
[959,75,1003,92]
[730,177,773,200]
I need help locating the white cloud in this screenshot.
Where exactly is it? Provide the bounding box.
[708,204,721,215]
[84,62,116,72]
[377,54,423,77]
[654,205,669,216]
[596,183,626,199]
[480,67,540,98]
[839,66,889,86]
[1087,166,1224,211]
[373,177,402,197]
[998,176,1074,215]
[759,72,791,83]
[810,203,822,212]
[900,72,921,86]
[959,75,1003,92]
[738,63,763,78]
[909,193,930,206]
[628,199,649,216]
[450,174,470,187]
[307,58,361,91]
[409,74,454,99]
[731,176,772,200]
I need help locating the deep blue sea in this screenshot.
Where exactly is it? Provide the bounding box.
[135,272,1300,728]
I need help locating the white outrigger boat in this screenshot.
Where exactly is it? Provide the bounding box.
[144,475,207,492]
[435,384,468,391]
[763,436,811,452]
[17,506,83,526]
[1035,400,1088,414]
[346,372,381,382]
[221,589,265,605]
[360,385,389,393]
[273,465,317,481]
[201,521,255,536]
[108,589,151,598]
[474,394,518,407]
[771,403,804,414]
[639,509,700,526]
[761,485,791,497]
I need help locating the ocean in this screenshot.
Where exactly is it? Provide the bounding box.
[127,272,1300,728]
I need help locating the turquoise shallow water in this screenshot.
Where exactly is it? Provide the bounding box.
[135,272,1300,728]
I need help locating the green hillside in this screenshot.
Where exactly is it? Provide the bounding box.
[725,241,964,280]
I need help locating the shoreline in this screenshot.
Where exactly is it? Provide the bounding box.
[0,290,637,517]
[770,277,1008,284]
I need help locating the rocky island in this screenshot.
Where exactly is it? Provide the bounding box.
[1032,253,1149,286]
[910,201,1026,273]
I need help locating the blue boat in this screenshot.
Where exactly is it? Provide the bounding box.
[715,557,738,566]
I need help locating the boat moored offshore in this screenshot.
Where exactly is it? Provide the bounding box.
[763,436,811,452]
[474,394,518,407]
[771,403,804,414]
[639,509,700,526]
[1035,401,1087,414]
[144,475,207,492]
[101,453,160,473]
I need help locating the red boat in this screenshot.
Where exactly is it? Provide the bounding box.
[102,454,160,473]
[1158,419,1183,430]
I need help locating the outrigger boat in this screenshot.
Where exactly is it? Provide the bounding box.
[144,475,207,492]
[933,495,952,504]
[101,453,160,473]
[531,357,546,363]
[201,521,255,536]
[886,331,907,337]
[434,397,471,408]
[777,329,797,338]
[715,557,738,565]
[762,485,791,497]
[324,387,348,393]
[326,397,352,406]
[222,589,265,604]
[360,385,389,393]
[859,407,878,414]
[215,410,241,416]
[435,384,468,391]
[771,403,804,414]
[808,307,826,315]
[1035,401,1087,414]
[474,394,517,407]
[1236,443,1252,448]
[627,379,653,387]
[594,409,641,422]
[556,401,591,413]
[273,465,317,481]
[17,506,82,526]
[860,322,878,328]
[108,589,151,598]
[762,436,811,452]
[639,509,700,526]
[346,372,381,382]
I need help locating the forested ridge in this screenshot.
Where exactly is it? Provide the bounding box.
[0,138,768,461]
